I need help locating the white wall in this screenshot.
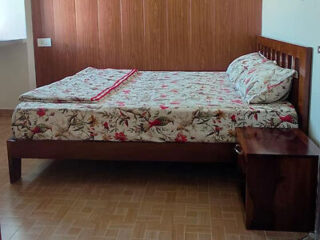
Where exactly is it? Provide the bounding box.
[262,0,320,145]
[0,0,36,109]
[25,0,36,90]
[0,40,30,108]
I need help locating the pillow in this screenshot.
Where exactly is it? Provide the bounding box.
[226,52,268,84]
[235,61,296,104]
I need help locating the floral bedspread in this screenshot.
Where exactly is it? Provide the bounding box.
[19,68,137,103]
[12,71,298,143]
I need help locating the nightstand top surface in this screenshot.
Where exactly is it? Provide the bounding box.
[236,127,320,157]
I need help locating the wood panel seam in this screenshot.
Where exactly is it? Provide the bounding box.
[31,0,262,85]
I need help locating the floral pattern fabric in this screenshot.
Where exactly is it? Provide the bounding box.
[226,52,267,84]
[235,61,296,103]
[20,68,137,103]
[12,71,298,143]
[227,52,296,104]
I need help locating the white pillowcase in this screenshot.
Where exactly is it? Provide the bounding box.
[235,61,296,103]
[226,52,268,84]
[227,52,296,104]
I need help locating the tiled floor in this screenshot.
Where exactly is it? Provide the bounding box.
[0,115,308,240]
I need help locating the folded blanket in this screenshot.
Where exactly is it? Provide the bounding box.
[20,68,138,103]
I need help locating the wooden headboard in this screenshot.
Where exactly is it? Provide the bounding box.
[257,36,313,134]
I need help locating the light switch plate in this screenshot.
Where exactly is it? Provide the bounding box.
[37,38,52,47]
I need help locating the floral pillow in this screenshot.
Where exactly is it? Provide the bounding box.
[235,61,296,104]
[226,52,268,84]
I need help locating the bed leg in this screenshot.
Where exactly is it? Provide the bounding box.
[8,157,21,183]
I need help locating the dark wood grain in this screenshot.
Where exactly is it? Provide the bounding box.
[8,156,21,184]
[7,138,236,183]
[236,127,320,156]
[31,0,55,87]
[236,127,319,232]
[7,138,235,163]
[245,155,318,232]
[31,0,262,85]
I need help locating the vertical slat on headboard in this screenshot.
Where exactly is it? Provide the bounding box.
[281,53,287,68]
[256,36,313,134]
[287,55,292,68]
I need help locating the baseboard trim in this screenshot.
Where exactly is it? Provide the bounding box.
[0,109,14,117]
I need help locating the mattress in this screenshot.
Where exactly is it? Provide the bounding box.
[12,69,298,143]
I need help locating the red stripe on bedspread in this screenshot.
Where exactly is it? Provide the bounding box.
[91,69,138,102]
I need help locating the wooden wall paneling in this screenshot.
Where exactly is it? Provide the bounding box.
[98,0,122,68]
[31,0,262,85]
[167,0,191,70]
[247,0,262,52]
[230,0,248,62]
[120,0,145,69]
[52,0,77,81]
[75,0,100,70]
[31,0,55,86]
[214,0,232,70]
[143,0,168,70]
[190,0,216,70]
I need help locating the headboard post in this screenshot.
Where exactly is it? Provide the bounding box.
[256,36,313,135]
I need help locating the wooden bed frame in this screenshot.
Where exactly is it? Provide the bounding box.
[7,36,313,183]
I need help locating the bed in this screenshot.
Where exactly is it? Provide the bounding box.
[12,70,297,143]
[7,36,313,183]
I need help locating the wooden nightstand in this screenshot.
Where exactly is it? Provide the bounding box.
[235,127,320,232]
